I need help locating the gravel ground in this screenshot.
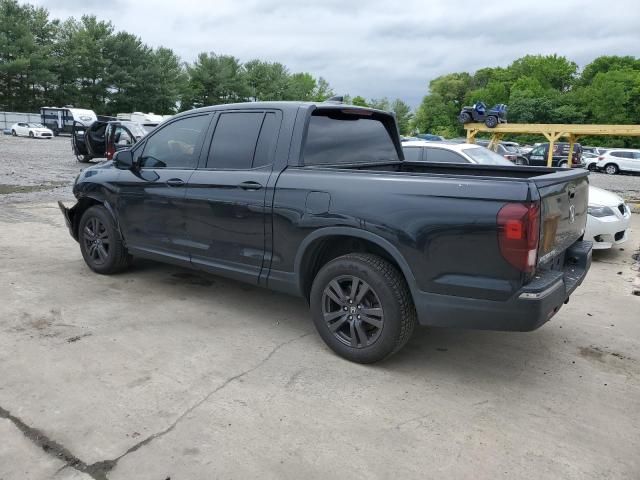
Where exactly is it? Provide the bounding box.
[1,133,639,209]
[0,134,90,204]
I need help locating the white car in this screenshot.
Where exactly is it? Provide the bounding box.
[10,122,54,139]
[595,148,640,175]
[401,140,514,165]
[585,186,631,249]
[583,152,600,171]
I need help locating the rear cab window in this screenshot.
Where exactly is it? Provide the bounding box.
[302,108,400,166]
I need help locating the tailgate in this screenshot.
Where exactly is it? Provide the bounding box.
[534,169,589,265]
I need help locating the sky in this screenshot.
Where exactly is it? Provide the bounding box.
[28,0,640,107]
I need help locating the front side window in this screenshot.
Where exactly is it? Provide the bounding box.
[303,109,399,165]
[140,115,210,169]
[402,147,422,162]
[425,147,469,164]
[463,147,514,165]
[114,127,133,146]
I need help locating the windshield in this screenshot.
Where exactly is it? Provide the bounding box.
[463,147,515,165]
[121,122,147,138]
[503,145,519,153]
[28,123,44,128]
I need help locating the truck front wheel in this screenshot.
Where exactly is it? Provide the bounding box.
[309,253,416,363]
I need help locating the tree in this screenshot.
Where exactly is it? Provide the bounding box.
[350,95,368,107]
[244,59,289,101]
[391,98,412,135]
[312,77,333,101]
[183,52,247,108]
[285,72,316,101]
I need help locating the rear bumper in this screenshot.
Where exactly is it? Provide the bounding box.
[413,240,592,331]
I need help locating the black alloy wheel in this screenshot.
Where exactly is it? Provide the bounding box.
[310,253,416,363]
[78,205,131,274]
[82,216,110,266]
[322,275,384,349]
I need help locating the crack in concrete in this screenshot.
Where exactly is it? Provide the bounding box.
[1,331,311,480]
[0,405,107,480]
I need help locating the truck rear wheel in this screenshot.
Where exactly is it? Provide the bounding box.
[309,253,416,363]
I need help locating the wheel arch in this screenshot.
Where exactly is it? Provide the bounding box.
[294,227,417,301]
[70,195,122,242]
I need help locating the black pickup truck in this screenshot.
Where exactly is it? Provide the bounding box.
[59,101,592,363]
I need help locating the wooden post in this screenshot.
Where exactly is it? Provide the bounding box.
[466,129,479,144]
[566,134,581,168]
[542,131,562,167]
[488,133,503,151]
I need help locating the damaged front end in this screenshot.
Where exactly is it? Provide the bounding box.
[58,200,80,242]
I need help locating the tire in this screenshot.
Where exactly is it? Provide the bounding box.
[53,126,59,136]
[78,205,130,274]
[485,115,498,128]
[515,157,528,166]
[309,253,417,363]
[29,131,34,138]
[76,153,92,163]
[587,163,597,172]
[11,129,16,136]
[558,161,568,168]
[604,163,619,175]
[459,111,472,124]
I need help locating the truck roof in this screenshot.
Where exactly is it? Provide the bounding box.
[177,101,391,117]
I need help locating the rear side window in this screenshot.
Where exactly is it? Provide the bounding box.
[253,113,280,168]
[402,147,422,162]
[207,112,264,169]
[425,148,468,163]
[303,110,399,165]
[611,151,631,158]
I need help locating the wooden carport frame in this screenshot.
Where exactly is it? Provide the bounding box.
[464,123,640,166]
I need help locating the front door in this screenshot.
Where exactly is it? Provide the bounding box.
[115,114,212,262]
[184,110,281,283]
[528,145,547,166]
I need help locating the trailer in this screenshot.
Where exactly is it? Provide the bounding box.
[40,107,98,136]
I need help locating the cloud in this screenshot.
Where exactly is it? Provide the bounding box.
[29,0,640,107]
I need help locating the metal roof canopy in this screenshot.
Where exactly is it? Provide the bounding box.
[464,123,640,166]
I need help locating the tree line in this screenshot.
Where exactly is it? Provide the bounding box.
[2,0,638,143]
[0,0,412,127]
[413,54,640,146]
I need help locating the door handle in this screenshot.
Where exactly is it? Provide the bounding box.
[238,181,263,191]
[166,178,185,187]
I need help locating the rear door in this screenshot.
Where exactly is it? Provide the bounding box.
[183,110,281,283]
[534,171,589,265]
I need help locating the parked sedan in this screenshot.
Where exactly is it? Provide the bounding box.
[10,122,54,139]
[585,186,631,250]
[401,141,514,165]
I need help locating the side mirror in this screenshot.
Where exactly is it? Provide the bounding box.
[114,150,134,169]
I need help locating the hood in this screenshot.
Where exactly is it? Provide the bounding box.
[589,186,623,207]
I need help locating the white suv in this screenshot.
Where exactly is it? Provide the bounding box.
[595,149,640,175]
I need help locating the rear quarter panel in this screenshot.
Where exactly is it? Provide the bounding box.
[271,168,534,301]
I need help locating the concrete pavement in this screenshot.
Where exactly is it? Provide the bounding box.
[1,203,639,480]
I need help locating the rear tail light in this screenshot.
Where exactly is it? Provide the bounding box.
[504,154,516,161]
[497,202,540,272]
[598,156,604,160]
